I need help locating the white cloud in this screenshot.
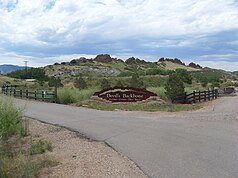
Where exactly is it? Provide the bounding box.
[0,0,238,70]
[1,0,238,46]
[195,60,238,72]
[0,50,97,67]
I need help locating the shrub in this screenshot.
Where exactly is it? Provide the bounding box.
[101,79,111,89]
[75,77,88,89]
[130,73,144,88]
[175,69,192,84]
[58,87,98,104]
[58,88,77,104]
[165,73,185,100]
[0,98,23,140]
[48,77,63,88]
[30,140,53,155]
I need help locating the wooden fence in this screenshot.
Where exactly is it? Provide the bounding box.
[1,86,56,103]
[172,89,219,104]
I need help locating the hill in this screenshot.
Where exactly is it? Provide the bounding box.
[44,54,202,77]
[0,75,26,86]
[0,64,25,74]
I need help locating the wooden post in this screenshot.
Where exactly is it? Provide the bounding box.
[184,92,187,104]
[208,90,210,101]
[10,89,12,96]
[26,90,28,99]
[215,89,218,98]
[42,91,44,101]
[13,89,16,97]
[204,91,207,101]
[193,91,196,103]
[20,90,22,98]
[54,79,58,103]
[198,91,201,102]
[34,91,37,100]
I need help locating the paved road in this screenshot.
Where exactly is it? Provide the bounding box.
[14,95,238,178]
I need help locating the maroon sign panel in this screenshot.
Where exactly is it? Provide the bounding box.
[93,86,157,102]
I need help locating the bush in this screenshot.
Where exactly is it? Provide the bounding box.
[57,88,77,104]
[58,87,98,104]
[101,79,111,89]
[30,140,53,155]
[165,73,185,100]
[0,97,23,140]
[175,69,192,84]
[147,87,167,100]
[48,77,63,88]
[130,73,144,88]
[7,68,48,81]
[75,77,88,89]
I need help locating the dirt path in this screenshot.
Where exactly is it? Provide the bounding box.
[28,118,147,178]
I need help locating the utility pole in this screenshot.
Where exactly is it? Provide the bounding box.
[24,60,28,71]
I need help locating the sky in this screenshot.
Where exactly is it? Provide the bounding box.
[0,0,238,71]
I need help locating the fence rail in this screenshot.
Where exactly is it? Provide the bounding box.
[172,89,219,104]
[1,86,56,103]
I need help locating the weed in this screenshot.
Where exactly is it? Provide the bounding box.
[30,139,53,155]
[76,100,201,112]
[0,97,23,140]
[58,87,98,104]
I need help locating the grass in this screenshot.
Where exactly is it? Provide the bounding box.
[147,86,167,100]
[30,139,53,155]
[57,86,203,112]
[58,87,98,104]
[0,97,24,140]
[0,96,57,178]
[76,100,201,112]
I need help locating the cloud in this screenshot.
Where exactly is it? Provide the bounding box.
[0,0,237,70]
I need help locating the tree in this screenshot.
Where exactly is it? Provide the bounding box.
[7,68,48,81]
[165,73,185,100]
[175,69,192,84]
[75,77,87,89]
[48,77,63,88]
[101,78,110,89]
[201,77,208,88]
[130,73,144,88]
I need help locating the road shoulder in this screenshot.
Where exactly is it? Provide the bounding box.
[28,118,148,178]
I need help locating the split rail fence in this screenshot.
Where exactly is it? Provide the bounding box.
[172,89,219,104]
[1,85,56,103]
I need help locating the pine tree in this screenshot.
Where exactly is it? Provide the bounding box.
[165,73,185,100]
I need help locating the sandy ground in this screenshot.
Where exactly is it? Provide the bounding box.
[28,118,147,178]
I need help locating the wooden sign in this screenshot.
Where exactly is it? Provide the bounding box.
[93,86,157,102]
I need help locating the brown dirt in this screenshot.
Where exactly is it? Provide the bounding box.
[28,118,147,178]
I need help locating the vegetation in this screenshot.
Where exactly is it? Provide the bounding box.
[48,76,63,88]
[165,73,185,100]
[0,97,57,178]
[3,54,237,112]
[75,76,88,89]
[30,140,53,155]
[75,100,201,112]
[100,78,111,89]
[58,87,97,104]
[7,68,48,81]
[0,97,24,140]
[130,73,144,88]
[175,69,192,84]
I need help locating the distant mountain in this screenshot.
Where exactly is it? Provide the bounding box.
[0,64,25,74]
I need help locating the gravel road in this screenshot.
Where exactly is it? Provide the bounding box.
[14,94,238,178]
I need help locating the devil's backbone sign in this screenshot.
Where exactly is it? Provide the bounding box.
[93,86,157,102]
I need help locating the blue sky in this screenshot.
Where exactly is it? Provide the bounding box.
[0,0,238,71]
